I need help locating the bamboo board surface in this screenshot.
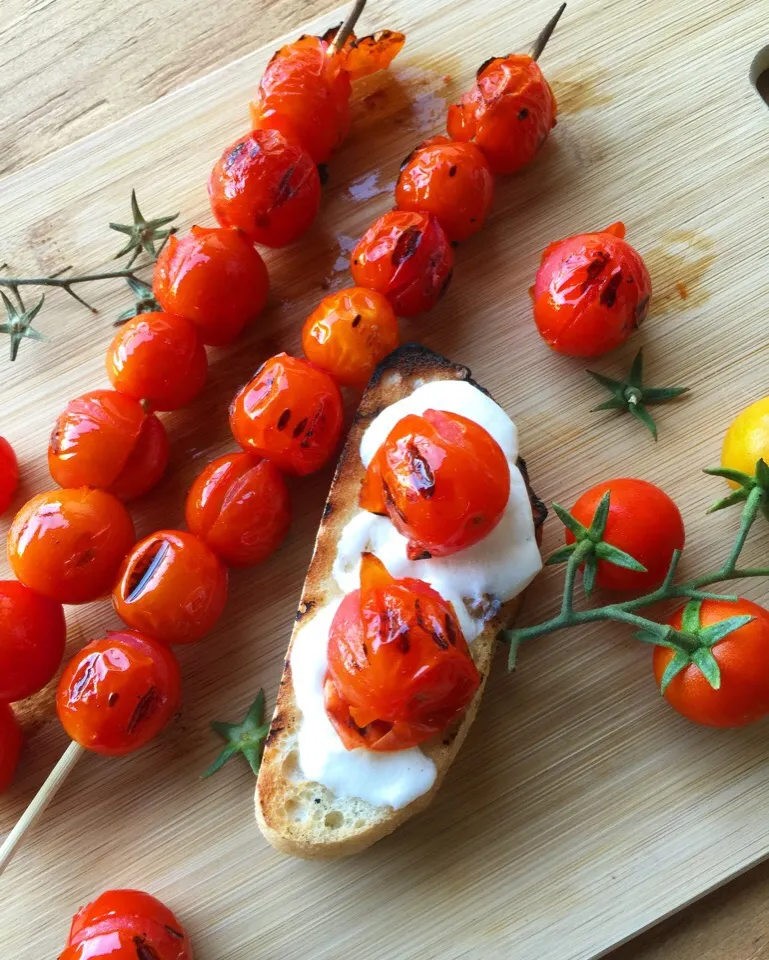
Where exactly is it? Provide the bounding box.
[1,0,769,957]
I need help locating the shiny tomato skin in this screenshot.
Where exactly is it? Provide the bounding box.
[9,488,136,605]
[153,226,269,347]
[351,211,454,317]
[0,437,19,516]
[106,311,208,411]
[56,630,181,756]
[107,414,169,502]
[0,581,66,701]
[209,130,321,248]
[113,530,228,645]
[301,286,399,389]
[567,478,684,592]
[230,353,344,476]
[533,222,652,357]
[395,136,494,242]
[0,704,22,794]
[654,599,769,728]
[185,452,291,567]
[447,54,556,175]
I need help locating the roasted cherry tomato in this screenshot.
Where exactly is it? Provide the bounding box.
[230,353,344,476]
[113,530,228,645]
[448,54,556,175]
[48,390,169,500]
[0,703,22,794]
[9,488,135,605]
[721,397,769,501]
[351,211,454,317]
[153,226,269,347]
[106,311,208,411]
[185,452,291,567]
[654,598,769,727]
[567,478,685,592]
[301,286,399,389]
[395,136,494,243]
[361,409,510,559]
[0,437,19,516]
[209,130,321,248]
[60,889,192,960]
[324,554,480,750]
[330,28,405,81]
[0,581,66,702]
[533,222,652,357]
[56,630,181,756]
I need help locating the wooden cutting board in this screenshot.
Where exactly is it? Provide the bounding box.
[1,0,768,956]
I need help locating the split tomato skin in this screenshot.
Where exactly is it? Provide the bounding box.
[0,580,66,702]
[56,630,181,756]
[350,210,454,317]
[0,704,22,794]
[0,437,19,516]
[533,222,652,358]
[106,414,169,502]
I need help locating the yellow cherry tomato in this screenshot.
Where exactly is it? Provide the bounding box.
[721,397,769,484]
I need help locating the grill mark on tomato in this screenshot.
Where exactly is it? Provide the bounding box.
[476,55,496,78]
[134,935,161,960]
[600,270,623,308]
[391,225,423,267]
[164,926,184,940]
[299,406,324,448]
[351,314,362,327]
[292,417,308,438]
[448,165,457,177]
[225,141,247,170]
[581,251,610,292]
[127,686,158,734]
[445,614,458,646]
[518,107,529,119]
[273,164,297,207]
[108,692,119,707]
[635,294,650,325]
[276,408,291,431]
[405,442,435,497]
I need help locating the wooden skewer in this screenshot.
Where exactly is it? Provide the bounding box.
[0,741,84,876]
[327,0,367,56]
[531,3,567,62]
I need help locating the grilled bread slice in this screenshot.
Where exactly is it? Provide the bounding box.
[255,343,546,859]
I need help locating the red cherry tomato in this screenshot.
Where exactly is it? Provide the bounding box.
[324,554,480,751]
[56,630,181,756]
[395,136,494,242]
[0,437,19,516]
[48,390,169,500]
[230,353,344,476]
[209,130,321,248]
[332,28,405,81]
[533,222,652,357]
[153,226,269,347]
[113,530,228,645]
[447,54,556,175]
[9,488,135,605]
[185,452,291,567]
[60,889,192,960]
[0,581,66,702]
[567,478,685,592]
[0,704,22,794]
[301,286,399,389]
[106,311,208,411]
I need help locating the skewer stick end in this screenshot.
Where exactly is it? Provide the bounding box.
[531,3,567,62]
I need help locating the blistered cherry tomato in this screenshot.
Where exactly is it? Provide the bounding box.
[395,136,494,242]
[331,28,405,81]
[0,704,22,794]
[56,630,181,756]
[185,452,291,567]
[0,437,19,516]
[351,211,454,317]
[9,488,135,605]
[230,353,344,476]
[209,130,321,248]
[113,530,228,645]
[533,222,652,357]
[448,54,556,175]
[60,889,192,960]
[0,581,66,702]
[153,226,269,347]
[324,554,480,751]
[106,311,208,411]
[301,286,399,389]
[48,390,169,500]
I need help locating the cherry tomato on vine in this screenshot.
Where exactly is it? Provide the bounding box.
[9,488,135,605]
[567,478,684,592]
[57,630,181,756]
[721,397,769,492]
[395,136,494,243]
[360,409,510,559]
[0,437,18,516]
[533,222,652,358]
[113,530,228,645]
[654,598,769,728]
[351,211,454,317]
[60,889,192,960]
[48,390,169,500]
[0,581,66,702]
[230,353,344,476]
[0,704,22,794]
[153,226,269,347]
[209,130,321,248]
[324,553,480,751]
[185,452,291,567]
[301,286,399,389]
[106,311,208,411]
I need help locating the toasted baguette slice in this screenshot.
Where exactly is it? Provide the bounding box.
[255,344,546,859]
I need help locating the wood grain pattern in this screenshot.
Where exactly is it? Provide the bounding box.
[1,0,769,957]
